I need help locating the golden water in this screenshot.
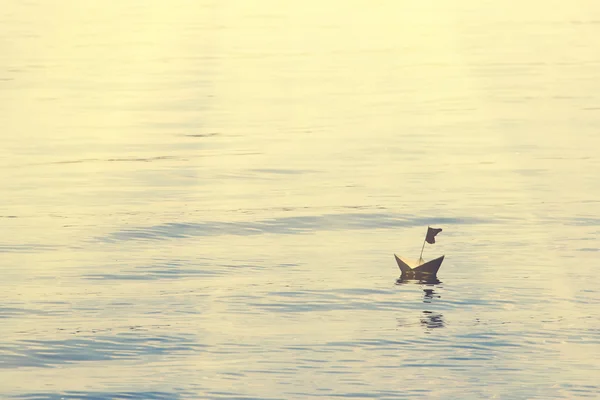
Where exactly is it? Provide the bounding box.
[1,1,599,398]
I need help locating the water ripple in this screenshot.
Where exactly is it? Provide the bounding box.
[14,391,182,400]
[1,333,202,369]
[0,306,64,319]
[99,213,489,243]
[0,244,55,253]
[82,260,218,281]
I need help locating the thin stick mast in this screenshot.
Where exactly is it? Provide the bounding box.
[418,239,426,265]
[418,226,428,265]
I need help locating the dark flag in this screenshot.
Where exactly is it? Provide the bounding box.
[425,227,442,244]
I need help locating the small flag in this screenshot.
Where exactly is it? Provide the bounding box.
[425,227,442,244]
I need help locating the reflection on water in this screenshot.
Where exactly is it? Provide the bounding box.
[423,287,441,302]
[395,277,445,333]
[421,311,445,331]
[395,276,441,286]
[421,283,444,332]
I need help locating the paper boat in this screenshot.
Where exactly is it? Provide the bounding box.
[394,254,445,279]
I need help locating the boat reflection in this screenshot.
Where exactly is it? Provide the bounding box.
[395,275,445,332]
[421,310,445,331]
[395,275,441,285]
[422,288,441,303]
[395,275,442,301]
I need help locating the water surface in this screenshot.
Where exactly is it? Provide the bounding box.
[1,1,599,399]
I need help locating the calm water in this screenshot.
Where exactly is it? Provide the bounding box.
[1,1,599,399]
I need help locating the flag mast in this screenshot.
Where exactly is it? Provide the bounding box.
[418,226,428,265]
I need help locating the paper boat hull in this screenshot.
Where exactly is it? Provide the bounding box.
[394,254,445,277]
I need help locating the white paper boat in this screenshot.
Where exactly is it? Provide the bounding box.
[394,254,445,278]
